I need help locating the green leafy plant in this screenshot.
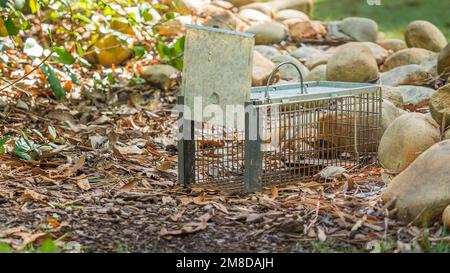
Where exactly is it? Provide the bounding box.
[0,135,11,155]
[1,0,184,99]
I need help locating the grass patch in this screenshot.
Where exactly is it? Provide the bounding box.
[312,0,450,39]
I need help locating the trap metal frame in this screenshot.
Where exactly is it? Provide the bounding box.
[178,25,382,193]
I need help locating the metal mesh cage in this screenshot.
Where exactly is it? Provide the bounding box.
[178,85,382,193]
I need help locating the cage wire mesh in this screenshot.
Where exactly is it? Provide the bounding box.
[183,87,381,192]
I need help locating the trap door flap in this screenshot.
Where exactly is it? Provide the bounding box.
[182,25,255,129]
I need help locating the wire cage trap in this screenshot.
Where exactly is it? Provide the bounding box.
[178,25,382,193]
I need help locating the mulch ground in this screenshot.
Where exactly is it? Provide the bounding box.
[1,84,446,253]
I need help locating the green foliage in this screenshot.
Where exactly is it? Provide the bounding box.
[0,242,12,253]
[0,135,11,155]
[157,36,185,70]
[38,239,59,253]
[14,131,41,160]
[0,239,61,253]
[1,0,184,99]
[40,64,66,99]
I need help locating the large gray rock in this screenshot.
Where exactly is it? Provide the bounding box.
[202,8,238,30]
[438,44,450,77]
[285,19,326,41]
[290,46,330,69]
[381,100,405,136]
[290,45,322,59]
[270,54,309,80]
[326,42,379,83]
[377,39,407,52]
[266,0,313,16]
[380,64,429,86]
[252,50,278,86]
[304,64,326,82]
[141,64,179,89]
[381,48,435,72]
[444,128,450,140]
[362,42,389,65]
[239,3,273,16]
[238,8,271,24]
[274,9,309,21]
[378,113,440,174]
[396,85,435,109]
[255,45,282,60]
[404,20,447,52]
[246,22,288,45]
[324,21,352,41]
[339,17,378,42]
[429,83,450,127]
[382,85,404,108]
[322,21,348,41]
[226,0,258,7]
[420,53,439,76]
[382,140,450,225]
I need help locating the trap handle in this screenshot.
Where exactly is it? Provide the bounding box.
[264,61,307,101]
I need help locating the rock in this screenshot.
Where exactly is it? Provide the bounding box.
[324,21,352,41]
[266,0,313,16]
[270,55,309,81]
[154,18,186,37]
[110,17,135,35]
[339,17,378,42]
[382,140,450,225]
[377,39,407,52]
[290,46,329,69]
[274,9,309,22]
[361,42,389,65]
[238,9,271,24]
[421,53,439,76]
[84,35,133,67]
[382,85,404,108]
[376,32,385,43]
[285,19,326,41]
[0,98,7,108]
[380,64,429,86]
[430,84,450,128]
[443,205,450,227]
[290,45,320,59]
[166,0,205,14]
[226,0,257,7]
[381,48,435,72]
[141,64,179,90]
[252,50,278,86]
[396,85,435,109]
[202,8,238,30]
[438,44,450,78]
[381,100,405,136]
[246,22,288,45]
[239,3,273,16]
[304,53,329,70]
[444,129,450,140]
[326,42,379,83]
[404,20,447,52]
[378,113,440,174]
[319,166,346,180]
[211,0,235,10]
[304,64,326,81]
[16,100,28,111]
[255,45,282,60]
